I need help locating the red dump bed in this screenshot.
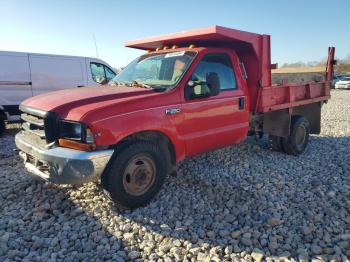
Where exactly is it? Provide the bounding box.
[126,26,334,113]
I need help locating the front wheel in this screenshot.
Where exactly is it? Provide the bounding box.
[102,141,167,209]
[282,116,310,155]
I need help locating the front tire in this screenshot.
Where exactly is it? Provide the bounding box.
[102,141,167,209]
[282,116,310,155]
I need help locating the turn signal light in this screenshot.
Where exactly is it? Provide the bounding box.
[58,139,96,152]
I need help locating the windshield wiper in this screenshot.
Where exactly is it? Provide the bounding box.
[109,80,166,91]
[131,80,152,89]
[110,80,152,88]
[108,80,126,86]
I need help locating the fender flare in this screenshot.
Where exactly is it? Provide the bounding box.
[113,127,186,163]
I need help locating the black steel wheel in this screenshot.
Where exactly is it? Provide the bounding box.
[282,116,310,155]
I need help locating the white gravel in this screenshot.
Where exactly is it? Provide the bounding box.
[0,90,349,261]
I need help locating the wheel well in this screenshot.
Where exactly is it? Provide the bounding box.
[115,131,176,167]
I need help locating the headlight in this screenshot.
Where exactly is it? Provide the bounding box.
[58,120,96,151]
[59,120,83,141]
[58,120,95,144]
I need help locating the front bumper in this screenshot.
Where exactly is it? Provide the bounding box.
[15,131,114,185]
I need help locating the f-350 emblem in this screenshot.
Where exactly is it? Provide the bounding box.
[165,108,181,115]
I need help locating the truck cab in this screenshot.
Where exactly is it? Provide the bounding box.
[15,26,334,208]
[108,46,249,157]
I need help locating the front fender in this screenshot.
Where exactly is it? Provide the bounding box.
[90,105,186,162]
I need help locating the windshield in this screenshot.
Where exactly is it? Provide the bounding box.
[110,51,196,90]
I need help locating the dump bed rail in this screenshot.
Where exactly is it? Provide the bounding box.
[257,47,334,113]
[258,82,331,112]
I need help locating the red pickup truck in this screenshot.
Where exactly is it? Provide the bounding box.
[15,26,335,208]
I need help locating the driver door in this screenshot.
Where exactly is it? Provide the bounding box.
[180,52,248,156]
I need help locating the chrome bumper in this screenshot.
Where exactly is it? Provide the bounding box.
[15,132,114,185]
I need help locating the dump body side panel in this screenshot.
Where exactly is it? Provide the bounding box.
[258,82,330,113]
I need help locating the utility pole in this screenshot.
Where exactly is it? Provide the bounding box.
[93,34,99,58]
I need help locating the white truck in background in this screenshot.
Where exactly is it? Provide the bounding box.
[334,76,350,89]
[0,51,116,135]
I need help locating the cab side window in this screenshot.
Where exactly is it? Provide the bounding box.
[90,63,116,83]
[187,53,237,98]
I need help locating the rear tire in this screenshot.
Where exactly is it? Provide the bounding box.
[102,141,167,209]
[282,116,310,155]
[0,118,5,137]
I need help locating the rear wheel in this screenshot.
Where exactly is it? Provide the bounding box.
[282,116,310,155]
[0,118,5,137]
[102,141,167,209]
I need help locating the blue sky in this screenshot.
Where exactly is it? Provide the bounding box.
[1,0,349,68]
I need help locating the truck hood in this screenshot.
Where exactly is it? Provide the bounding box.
[22,85,156,120]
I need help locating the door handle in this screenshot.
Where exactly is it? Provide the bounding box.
[238,97,245,110]
[77,85,85,88]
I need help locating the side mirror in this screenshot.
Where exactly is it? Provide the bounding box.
[206,72,220,96]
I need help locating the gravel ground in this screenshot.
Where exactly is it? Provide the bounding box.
[1,90,349,262]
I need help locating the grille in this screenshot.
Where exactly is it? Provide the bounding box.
[21,113,46,138]
[20,106,58,144]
